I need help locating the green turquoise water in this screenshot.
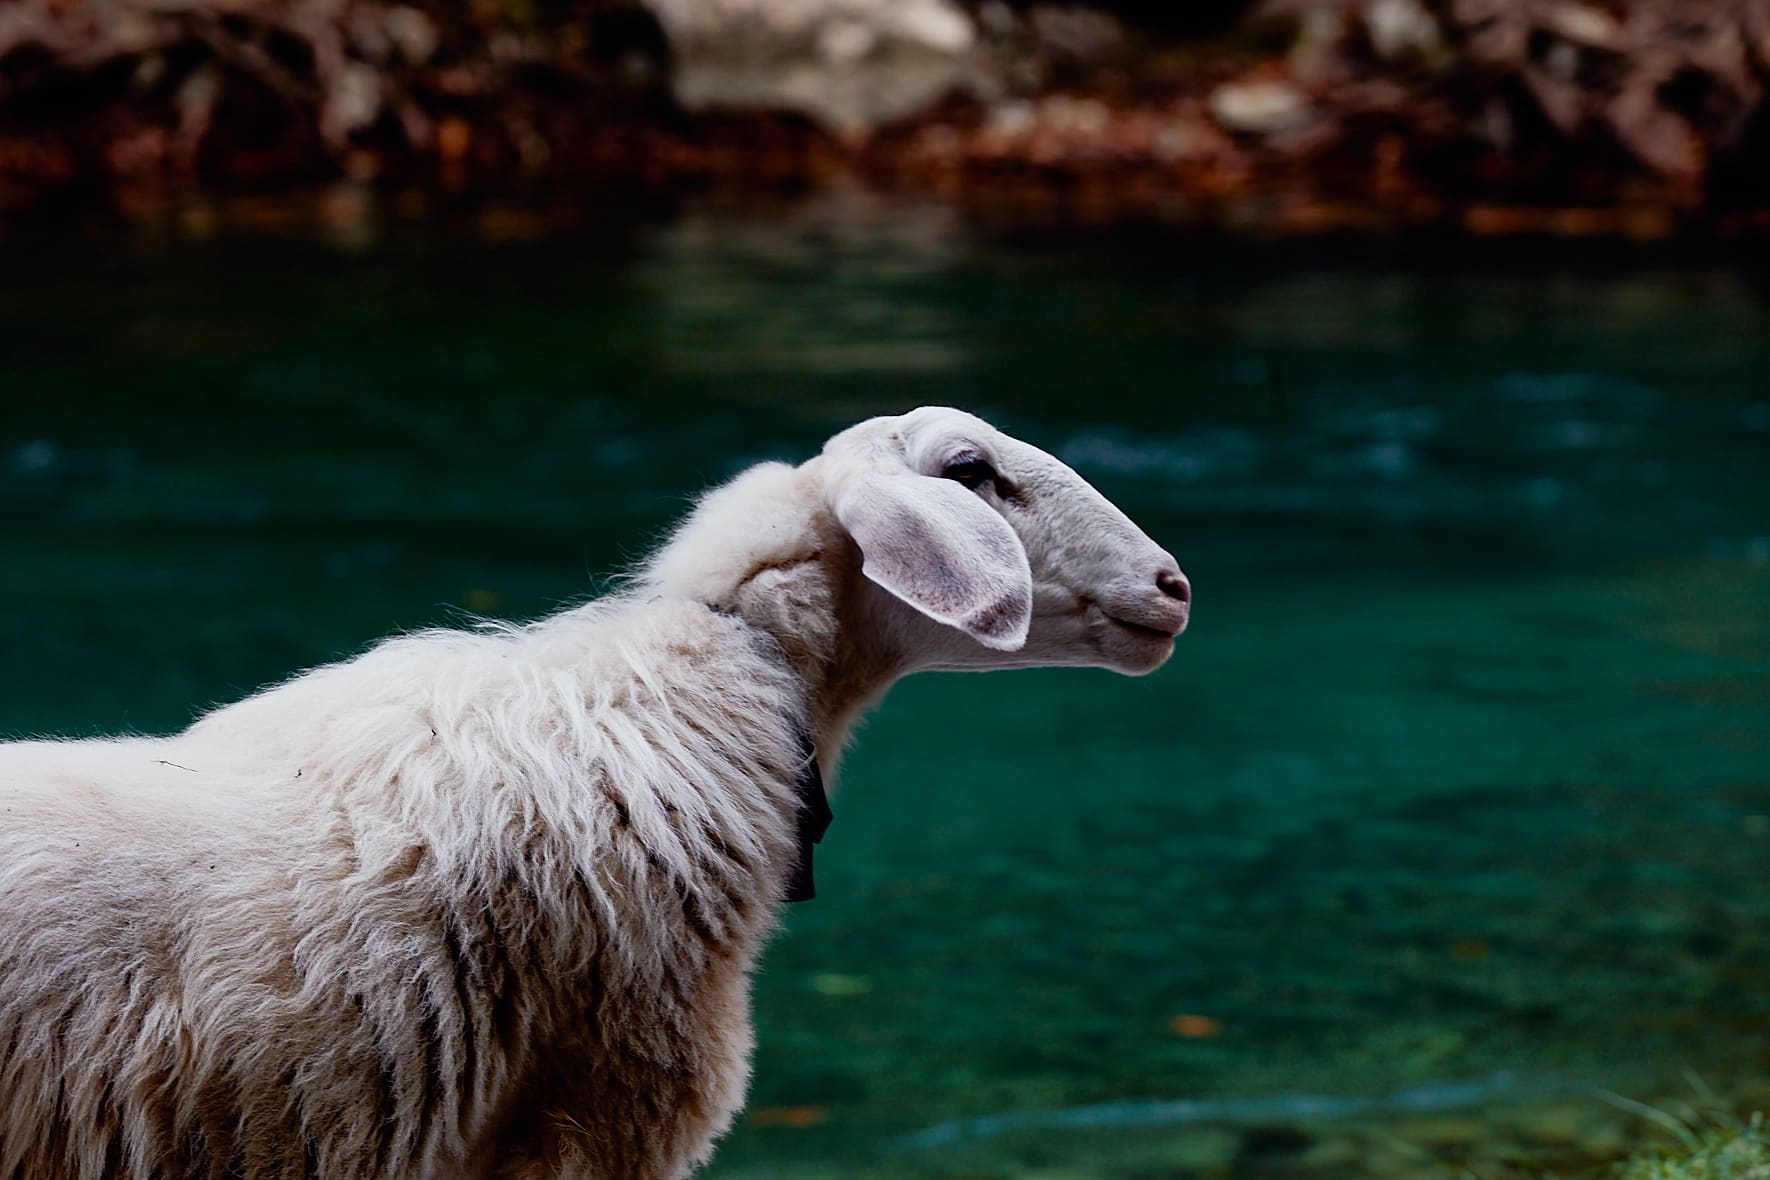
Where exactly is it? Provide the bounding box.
[3,198,1769,1176]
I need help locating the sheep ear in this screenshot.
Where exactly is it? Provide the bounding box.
[832,474,1032,650]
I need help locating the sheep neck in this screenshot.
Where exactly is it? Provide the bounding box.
[716,533,914,781]
[638,458,922,779]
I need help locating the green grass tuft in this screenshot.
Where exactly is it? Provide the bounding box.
[1610,1112,1770,1180]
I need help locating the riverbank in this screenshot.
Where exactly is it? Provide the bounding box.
[7,0,1770,236]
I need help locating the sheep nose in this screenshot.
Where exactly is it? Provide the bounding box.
[1156,568,1191,606]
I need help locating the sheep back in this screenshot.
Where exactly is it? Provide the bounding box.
[0,599,810,1180]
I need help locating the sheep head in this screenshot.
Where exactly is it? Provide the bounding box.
[821,406,1189,677]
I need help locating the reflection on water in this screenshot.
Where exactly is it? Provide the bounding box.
[641,191,975,379]
[2,197,1769,1176]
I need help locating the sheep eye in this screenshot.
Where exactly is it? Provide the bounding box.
[942,455,997,491]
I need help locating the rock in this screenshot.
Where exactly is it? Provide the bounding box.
[1364,0,1440,60]
[1028,5,1125,68]
[985,99,1036,138]
[384,7,439,66]
[1209,77,1311,133]
[1540,3,1624,50]
[642,0,982,133]
[321,61,383,145]
[1153,120,1210,161]
[1039,94,1110,136]
[1288,5,1350,84]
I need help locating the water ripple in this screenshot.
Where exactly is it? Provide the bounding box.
[884,1070,1589,1152]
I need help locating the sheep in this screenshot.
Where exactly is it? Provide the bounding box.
[0,405,1190,1180]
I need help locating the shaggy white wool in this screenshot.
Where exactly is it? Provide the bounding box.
[0,408,1188,1180]
[0,593,807,1178]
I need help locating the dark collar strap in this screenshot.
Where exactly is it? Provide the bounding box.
[784,731,833,903]
[697,604,833,904]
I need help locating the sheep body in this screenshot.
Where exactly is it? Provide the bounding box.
[0,569,812,1177]
[0,410,1189,1179]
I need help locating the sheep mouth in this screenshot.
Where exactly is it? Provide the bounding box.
[1106,615,1180,641]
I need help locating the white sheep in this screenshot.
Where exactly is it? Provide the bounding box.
[0,406,1190,1180]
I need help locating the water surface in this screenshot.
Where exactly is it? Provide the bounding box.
[3,196,1768,1176]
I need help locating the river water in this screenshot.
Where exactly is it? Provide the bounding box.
[3,193,1768,1177]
